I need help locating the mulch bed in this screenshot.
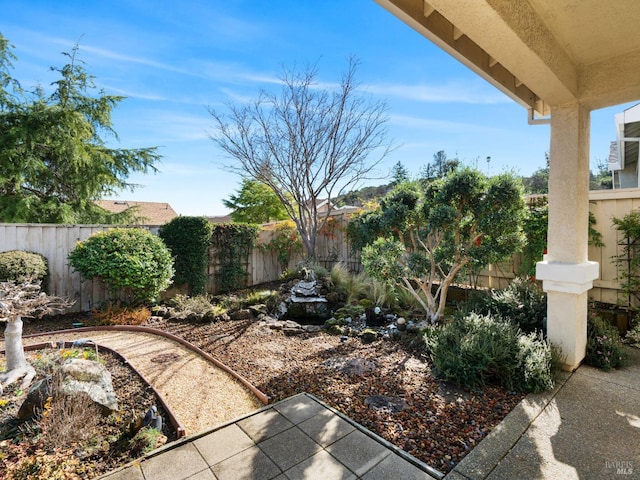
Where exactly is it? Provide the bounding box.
[15,313,525,474]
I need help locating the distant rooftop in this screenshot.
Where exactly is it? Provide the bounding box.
[96,200,178,225]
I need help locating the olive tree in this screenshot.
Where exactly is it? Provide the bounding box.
[350,168,526,323]
[0,280,71,395]
[209,58,392,260]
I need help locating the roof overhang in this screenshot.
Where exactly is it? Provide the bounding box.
[374,0,640,115]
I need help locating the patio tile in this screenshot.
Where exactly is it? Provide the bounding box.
[211,445,282,480]
[194,423,255,465]
[140,443,209,480]
[272,394,326,424]
[258,426,322,471]
[284,450,357,480]
[238,409,294,442]
[186,469,216,479]
[326,430,391,477]
[298,409,355,447]
[361,453,437,480]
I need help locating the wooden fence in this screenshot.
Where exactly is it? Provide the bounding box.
[3,189,640,311]
[0,224,155,312]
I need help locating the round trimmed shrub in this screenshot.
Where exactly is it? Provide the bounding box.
[68,228,174,303]
[0,250,49,287]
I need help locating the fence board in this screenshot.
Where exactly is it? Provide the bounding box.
[3,189,640,312]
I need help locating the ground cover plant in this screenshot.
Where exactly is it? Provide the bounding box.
[0,346,175,479]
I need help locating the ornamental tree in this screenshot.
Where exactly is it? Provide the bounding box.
[0,280,71,395]
[350,168,526,323]
[210,57,392,260]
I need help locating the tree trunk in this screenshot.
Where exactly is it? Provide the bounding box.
[4,317,28,371]
[0,317,36,394]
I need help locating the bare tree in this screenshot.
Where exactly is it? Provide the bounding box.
[0,280,71,395]
[209,58,393,260]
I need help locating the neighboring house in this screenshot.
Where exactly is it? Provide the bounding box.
[206,214,233,224]
[609,103,640,189]
[95,200,178,225]
[314,199,359,215]
[208,201,358,226]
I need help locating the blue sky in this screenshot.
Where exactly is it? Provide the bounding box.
[1,0,634,216]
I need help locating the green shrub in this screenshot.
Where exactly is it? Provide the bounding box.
[586,314,628,371]
[460,277,546,333]
[516,332,556,392]
[426,312,555,392]
[0,250,48,288]
[159,216,213,295]
[210,224,258,293]
[166,294,224,320]
[334,304,365,321]
[625,318,640,348]
[68,228,174,303]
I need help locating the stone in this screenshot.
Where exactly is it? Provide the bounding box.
[284,320,302,329]
[230,309,253,320]
[18,359,118,419]
[365,395,408,413]
[360,329,379,344]
[323,357,376,377]
[18,376,53,420]
[291,280,320,297]
[142,405,163,431]
[249,304,268,316]
[60,359,118,415]
[283,327,304,336]
[303,325,323,333]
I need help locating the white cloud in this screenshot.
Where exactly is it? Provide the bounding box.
[364,80,509,104]
[389,114,503,133]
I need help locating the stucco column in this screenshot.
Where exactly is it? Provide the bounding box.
[536,102,599,371]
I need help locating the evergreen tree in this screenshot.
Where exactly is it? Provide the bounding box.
[0,35,160,223]
[223,178,288,224]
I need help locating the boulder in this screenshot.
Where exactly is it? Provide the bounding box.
[18,376,53,420]
[18,359,118,420]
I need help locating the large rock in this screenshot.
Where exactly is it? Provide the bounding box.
[18,359,118,420]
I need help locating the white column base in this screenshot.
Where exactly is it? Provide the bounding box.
[536,259,599,370]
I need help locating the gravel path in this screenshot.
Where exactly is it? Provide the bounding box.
[3,330,264,436]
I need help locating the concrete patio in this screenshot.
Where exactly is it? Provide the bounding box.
[98,393,443,480]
